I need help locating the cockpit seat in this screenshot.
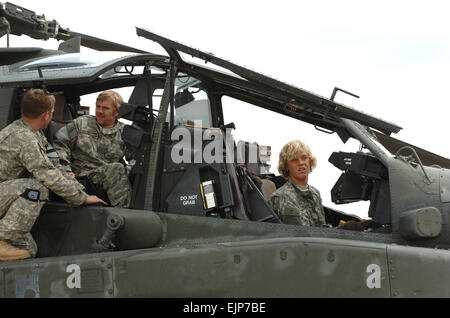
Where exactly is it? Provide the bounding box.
[259,178,277,200]
[47,120,69,144]
[45,95,89,144]
[45,95,72,143]
[247,173,276,200]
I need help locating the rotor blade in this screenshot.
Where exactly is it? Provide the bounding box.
[374,131,450,169]
[59,30,148,54]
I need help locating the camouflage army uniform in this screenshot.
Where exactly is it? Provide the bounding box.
[53,115,133,207]
[268,178,326,226]
[0,119,88,256]
[40,130,67,170]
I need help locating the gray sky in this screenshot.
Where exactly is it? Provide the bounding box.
[3,0,450,217]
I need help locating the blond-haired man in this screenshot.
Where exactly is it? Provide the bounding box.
[53,90,133,207]
[0,89,106,261]
[268,140,326,226]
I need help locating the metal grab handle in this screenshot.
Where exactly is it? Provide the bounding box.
[395,146,432,184]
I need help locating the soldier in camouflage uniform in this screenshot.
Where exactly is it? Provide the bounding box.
[268,140,326,226]
[53,90,133,207]
[0,89,106,261]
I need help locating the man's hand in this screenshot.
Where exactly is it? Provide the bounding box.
[83,195,108,206]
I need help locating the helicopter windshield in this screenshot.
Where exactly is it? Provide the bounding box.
[10,51,137,72]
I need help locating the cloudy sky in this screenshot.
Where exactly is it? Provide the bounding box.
[3,0,450,217]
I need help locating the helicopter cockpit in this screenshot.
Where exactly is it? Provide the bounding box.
[0,28,401,231]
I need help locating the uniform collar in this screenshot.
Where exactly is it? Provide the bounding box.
[288,177,310,192]
[94,118,122,135]
[17,118,46,151]
[18,118,39,135]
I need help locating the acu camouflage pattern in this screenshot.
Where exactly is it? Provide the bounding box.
[40,131,63,168]
[0,119,88,256]
[53,115,133,207]
[268,178,326,226]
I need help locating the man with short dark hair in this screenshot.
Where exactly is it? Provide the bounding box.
[54,90,133,207]
[0,89,106,261]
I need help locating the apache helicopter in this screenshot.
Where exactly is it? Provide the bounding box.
[0,2,449,298]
